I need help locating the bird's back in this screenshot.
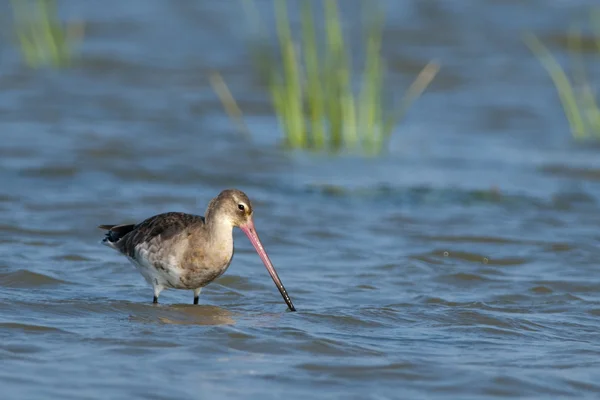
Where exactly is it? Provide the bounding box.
[99,212,205,259]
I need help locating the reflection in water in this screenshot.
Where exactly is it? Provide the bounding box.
[130,304,236,326]
[10,0,85,68]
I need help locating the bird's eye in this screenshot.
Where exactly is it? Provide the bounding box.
[238,204,245,211]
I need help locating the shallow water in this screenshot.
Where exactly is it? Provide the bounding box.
[2,0,600,399]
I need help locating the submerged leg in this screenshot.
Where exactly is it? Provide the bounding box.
[152,284,164,305]
[193,288,202,305]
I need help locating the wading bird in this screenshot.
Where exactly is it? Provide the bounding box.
[98,189,296,311]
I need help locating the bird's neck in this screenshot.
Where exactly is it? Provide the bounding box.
[205,215,234,248]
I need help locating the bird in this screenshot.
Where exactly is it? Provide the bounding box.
[98,189,296,311]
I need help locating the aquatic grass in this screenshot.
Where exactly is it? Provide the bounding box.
[524,11,600,139]
[10,0,84,68]
[216,0,439,156]
[209,72,253,140]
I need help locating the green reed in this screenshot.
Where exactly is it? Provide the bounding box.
[11,0,84,68]
[524,11,600,139]
[215,0,438,155]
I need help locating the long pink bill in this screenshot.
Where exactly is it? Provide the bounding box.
[240,219,296,311]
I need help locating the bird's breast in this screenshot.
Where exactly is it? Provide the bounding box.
[178,239,234,289]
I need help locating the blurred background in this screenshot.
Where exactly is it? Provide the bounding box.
[2,0,600,399]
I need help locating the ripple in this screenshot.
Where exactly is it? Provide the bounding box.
[534,281,600,295]
[305,184,543,209]
[0,344,46,355]
[530,285,553,294]
[565,379,600,395]
[302,311,388,329]
[51,254,94,262]
[439,272,491,282]
[19,166,79,178]
[0,270,72,288]
[417,234,527,244]
[411,249,530,267]
[0,322,70,334]
[484,374,576,397]
[295,337,368,356]
[0,225,71,238]
[297,361,418,380]
[541,164,600,182]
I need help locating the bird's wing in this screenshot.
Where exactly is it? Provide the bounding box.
[99,212,205,258]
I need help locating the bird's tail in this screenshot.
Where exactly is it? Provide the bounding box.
[98,223,136,247]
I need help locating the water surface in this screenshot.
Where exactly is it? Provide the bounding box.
[1,1,600,399]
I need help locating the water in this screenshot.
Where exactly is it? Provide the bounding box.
[2,0,600,398]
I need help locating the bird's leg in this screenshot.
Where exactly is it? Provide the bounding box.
[152,284,164,305]
[193,288,202,305]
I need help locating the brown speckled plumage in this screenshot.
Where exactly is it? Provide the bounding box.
[101,212,205,258]
[98,189,296,310]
